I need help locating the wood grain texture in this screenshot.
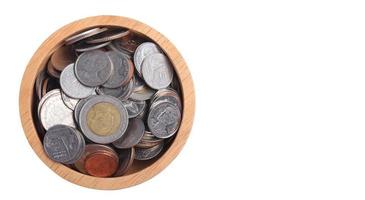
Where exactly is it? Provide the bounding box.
[19,15,195,190]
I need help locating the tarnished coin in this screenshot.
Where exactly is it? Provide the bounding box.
[43,125,85,164]
[50,45,76,71]
[133,42,161,75]
[60,64,95,99]
[75,41,111,52]
[60,90,79,110]
[84,150,119,177]
[39,89,75,130]
[74,144,118,177]
[147,101,181,138]
[96,78,134,100]
[86,29,130,44]
[135,142,164,161]
[79,95,129,144]
[142,53,174,89]
[121,99,146,118]
[113,118,145,149]
[102,51,134,88]
[75,50,113,87]
[65,27,108,45]
[114,148,134,176]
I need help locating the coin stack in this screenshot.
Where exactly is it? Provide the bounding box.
[34,27,182,177]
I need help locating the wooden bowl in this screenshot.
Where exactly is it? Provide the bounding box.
[19,15,195,190]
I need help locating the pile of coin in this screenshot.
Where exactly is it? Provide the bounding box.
[34,27,182,177]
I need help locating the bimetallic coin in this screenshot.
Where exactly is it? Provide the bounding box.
[43,125,85,164]
[133,42,161,75]
[113,118,145,149]
[86,29,130,44]
[114,148,134,176]
[79,95,129,144]
[60,90,79,110]
[121,99,146,118]
[75,50,113,87]
[102,51,134,88]
[142,53,174,90]
[75,41,111,52]
[135,142,164,161]
[147,101,181,139]
[65,27,108,45]
[60,64,95,99]
[39,89,75,130]
[50,45,76,71]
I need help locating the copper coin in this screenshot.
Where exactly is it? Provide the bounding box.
[84,151,119,177]
[50,45,76,71]
[46,60,61,78]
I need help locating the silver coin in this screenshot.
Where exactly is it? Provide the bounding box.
[37,89,60,118]
[102,51,133,88]
[134,142,164,160]
[75,41,111,52]
[147,101,181,138]
[60,63,95,99]
[78,95,129,144]
[151,88,182,111]
[86,29,130,44]
[65,27,108,45]
[121,99,146,118]
[39,89,75,130]
[129,81,155,101]
[142,53,174,89]
[60,90,80,110]
[133,42,161,75]
[43,125,85,164]
[113,148,134,176]
[73,95,94,125]
[75,50,113,87]
[113,118,145,149]
[96,79,134,99]
[107,43,132,58]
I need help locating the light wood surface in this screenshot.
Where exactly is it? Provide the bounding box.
[19,15,195,190]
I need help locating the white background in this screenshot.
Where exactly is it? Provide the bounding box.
[1,0,365,199]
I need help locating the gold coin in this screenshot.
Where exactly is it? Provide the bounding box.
[86,102,121,136]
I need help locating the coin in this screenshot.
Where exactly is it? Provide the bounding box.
[39,89,75,130]
[46,59,61,78]
[114,148,134,176]
[96,78,134,99]
[135,142,164,161]
[84,150,119,177]
[86,29,130,44]
[35,70,47,100]
[65,27,108,45]
[79,95,129,144]
[102,51,134,88]
[50,45,76,71]
[121,99,146,118]
[130,80,155,101]
[142,53,174,89]
[43,125,85,164]
[147,101,181,138]
[74,41,111,52]
[113,118,145,149]
[75,50,113,87]
[60,90,79,110]
[74,144,118,177]
[110,33,144,56]
[60,64,95,99]
[151,88,182,111]
[73,96,92,124]
[133,42,161,75]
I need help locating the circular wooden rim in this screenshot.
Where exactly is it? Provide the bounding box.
[19,15,195,190]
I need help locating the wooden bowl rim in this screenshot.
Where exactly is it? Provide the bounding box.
[18,15,195,190]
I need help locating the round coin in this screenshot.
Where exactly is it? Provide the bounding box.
[141,53,174,89]
[113,118,145,149]
[96,78,134,99]
[60,90,79,110]
[75,50,113,87]
[147,101,181,138]
[39,89,75,130]
[43,125,85,164]
[86,29,130,44]
[50,45,75,71]
[60,64,95,98]
[75,41,111,52]
[134,142,164,161]
[79,95,129,144]
[133,42,161,75]
[113,148,134,176]
[65,27,108,45]
[84,150,119,177]
[121,99,146,118]
[102,51,134,88]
